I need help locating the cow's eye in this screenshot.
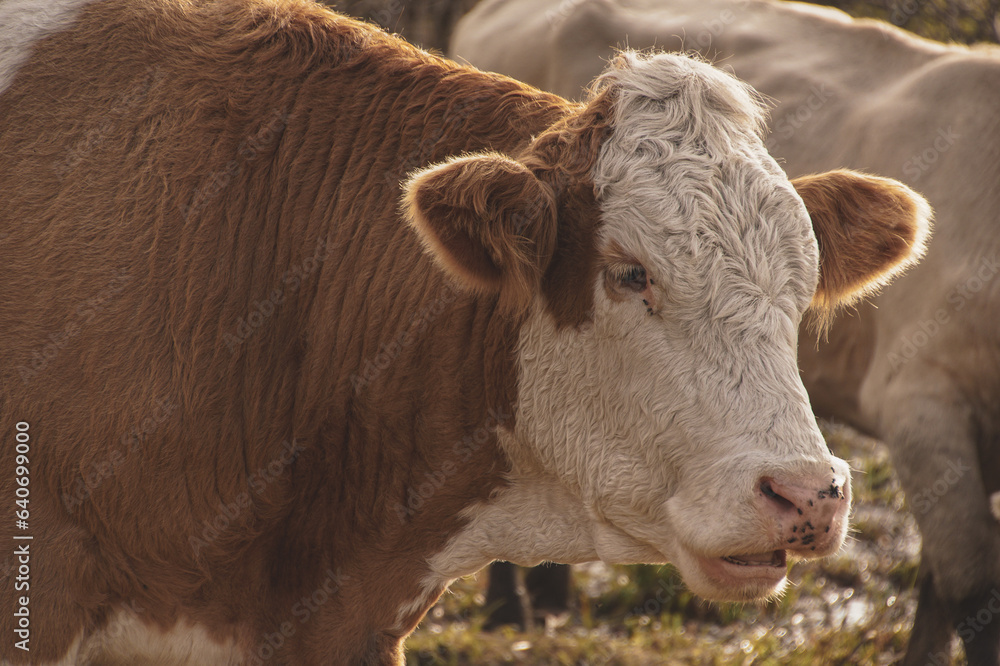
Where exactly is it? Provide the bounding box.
[614,264,647,292]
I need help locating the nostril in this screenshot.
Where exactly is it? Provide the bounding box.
[760,478,798,513]
[818,479,846,501]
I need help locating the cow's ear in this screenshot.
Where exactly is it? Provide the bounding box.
[403,152,557,313]
[792,169,932,316]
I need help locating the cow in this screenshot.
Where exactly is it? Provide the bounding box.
[0,0,931,663]
[451,1,1000,663]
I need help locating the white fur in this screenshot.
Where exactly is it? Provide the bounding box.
[0,0,94,98]
[72,608,243,665]
[396,466,664,631]
[394,472,595,631]
[495,52,850,600]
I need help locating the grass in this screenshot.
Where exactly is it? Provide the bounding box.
[405,421,968,665]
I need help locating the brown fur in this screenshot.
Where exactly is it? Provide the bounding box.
[0,0,604,663]
[404,153,558,315]
[793,169,931,326]
[404,85,613,325]
[523,89,614,328]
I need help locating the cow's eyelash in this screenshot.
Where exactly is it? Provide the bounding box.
[610,263,647,292]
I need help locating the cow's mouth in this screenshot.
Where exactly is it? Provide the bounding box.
[686,547,789,599]
[721,549,786,568]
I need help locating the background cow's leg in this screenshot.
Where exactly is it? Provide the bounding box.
[883,389,1000,666]
[905,561,958,666]
[525,563,572,622]
[484,562,572,631]
[483,561,527,630]
[956,587,1000,665]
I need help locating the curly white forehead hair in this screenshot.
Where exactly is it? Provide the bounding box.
[591,50,819,339]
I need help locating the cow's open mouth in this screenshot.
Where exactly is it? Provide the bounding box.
[721,549,786,568]
[688,547,789,599]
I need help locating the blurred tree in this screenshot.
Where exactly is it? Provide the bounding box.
[812,0,1000,43]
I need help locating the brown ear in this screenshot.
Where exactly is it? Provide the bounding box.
[792,169,932,316]
[403,152,557,313]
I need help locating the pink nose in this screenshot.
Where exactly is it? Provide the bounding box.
[758,473,850,555]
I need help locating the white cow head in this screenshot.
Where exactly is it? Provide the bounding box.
[404,51,930,601]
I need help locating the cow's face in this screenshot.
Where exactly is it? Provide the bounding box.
[405,52,930,601]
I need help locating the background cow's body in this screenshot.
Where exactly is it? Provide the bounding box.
[452,1,1000,663]
[0,0,930,664]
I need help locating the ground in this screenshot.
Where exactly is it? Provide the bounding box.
[405,422,966,665]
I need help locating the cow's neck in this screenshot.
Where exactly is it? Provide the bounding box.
[261,296,521,660]
[241,35,575,657]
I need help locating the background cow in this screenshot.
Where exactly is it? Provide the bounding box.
[322,0,479,52]
[451,1,1000,663]
[1,0,930,663]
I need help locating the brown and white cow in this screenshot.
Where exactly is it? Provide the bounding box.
[0,0,929,663]
[452,1,1000,663]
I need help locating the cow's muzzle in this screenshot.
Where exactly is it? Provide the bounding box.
[757,469,850,557]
